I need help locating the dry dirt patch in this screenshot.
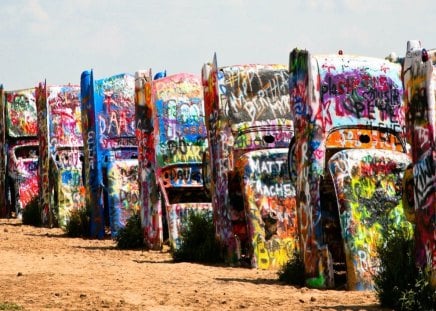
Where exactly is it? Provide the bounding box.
[0,219,387,310]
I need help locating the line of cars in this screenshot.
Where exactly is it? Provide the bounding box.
[0,40,433,291]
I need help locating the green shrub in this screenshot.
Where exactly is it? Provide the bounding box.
[115,213,145,249]
[374,226,435,310]
[172,211,222,264]
[22,196,41,227]
[398,267,436,311]
[277,251,305,286]
[65,206,91,237]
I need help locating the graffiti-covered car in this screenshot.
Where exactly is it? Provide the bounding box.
[202,56,297,269]
[135,71,211,250]
[7,143,39,216]
[36,83,85,228]
[288,48,413,290]
[0,87,39,218]
[402,40,436,288]
[81,71,139,238]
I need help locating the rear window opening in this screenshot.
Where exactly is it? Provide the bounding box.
[165,187,211,205]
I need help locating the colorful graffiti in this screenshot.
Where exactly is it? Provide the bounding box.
[1,87,39,218]
[5,89,38,137]
[329,149,411,290]
[202,57,296,269]
[37,83,85,228]
[7,143,39,218]
[0,86,4,217]
[403,41,436,287]
[135,69,162,249]
[135,72,211,250]
[107,157,140,237]
[239,149,298,270]
[166,202,212,250]
[81,71,138,238]
[288,49,411,289]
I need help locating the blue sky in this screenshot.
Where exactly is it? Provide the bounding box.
[0,0,434,90]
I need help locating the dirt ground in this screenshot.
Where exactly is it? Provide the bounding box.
[0,218,389,311]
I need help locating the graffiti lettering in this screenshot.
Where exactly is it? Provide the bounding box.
[87,131,96,170]
[101,137,136,149]
[251,159,286,175]
[99,110,135,137]
[321,74,402,122]
[414,154,435,210]
[167,167,202,185]
[254,181,293,197]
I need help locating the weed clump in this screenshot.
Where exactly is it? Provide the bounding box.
[65,206,91,238]
[21,197,41,227]
[172,211,222,264]
[374,227,435,310]
[277,251,305,286]
[115,213,145,249]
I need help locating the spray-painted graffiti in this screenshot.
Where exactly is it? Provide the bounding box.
[203,57,296,269]
[155,86,207,167]
[403,41,436,287]
[161,165,203,187]
[240,149,297,270]
[328,149,412,290]
[288,49,410,289]
[135,70,162,249]
[37,83,85,228]
[167,203,212,249]
[7,144,39,218]
[136,72,211,250]
[0,86,5,217]
[81,71,137,238]
[1,87,39,218]
[57,168,85,228]
[36,83,51,225]
[219,65,290,123]
[107,159,139,237]
[48,87,83,148]
[5,89,38,137]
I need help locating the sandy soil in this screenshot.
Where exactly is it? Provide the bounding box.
[0,218,389,311]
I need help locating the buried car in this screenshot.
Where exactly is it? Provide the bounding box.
[202,56,297,269]
[135,71,211,250]
[288,48,413,290]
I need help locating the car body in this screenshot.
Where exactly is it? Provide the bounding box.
[81,71,139,238]
[0,87,39,218]
[135,71,211,250]
[402,40,436,288]
[36,83,85,228]
[288,48,413,289]
[202,56,297,269]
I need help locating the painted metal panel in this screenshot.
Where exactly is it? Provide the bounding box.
[202,58,296,268]
[403,41,436,287]
[7,143,39,218]
[1,87,39,218]
[0,86,5,217]
[289,48,412,289]
[237,149,297,270]
[328,149,411,290]
[81,71,138,238]
[37,83,84,228]
[106,156,139,237]
[136,72,211,250]
[5,88,38,138]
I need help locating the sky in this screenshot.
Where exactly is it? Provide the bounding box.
[0,0,434,90]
